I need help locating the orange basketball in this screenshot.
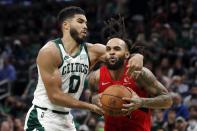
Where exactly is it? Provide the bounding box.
[100,84,134,116]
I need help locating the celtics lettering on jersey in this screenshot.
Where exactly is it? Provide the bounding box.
[62,62,88,75]
[61,61,89,93]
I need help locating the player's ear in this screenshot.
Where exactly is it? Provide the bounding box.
[63,21,70,30]
[125,51,130,59]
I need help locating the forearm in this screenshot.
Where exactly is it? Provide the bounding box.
[141,94,172,109]
[50,92,92,110]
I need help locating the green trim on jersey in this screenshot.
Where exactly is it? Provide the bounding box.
[52,38,89,69]
[83,43,91,68]
[58,38,83,58]
[53,38,64,68]
[26,107,45,131]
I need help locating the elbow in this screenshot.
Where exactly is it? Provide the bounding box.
[165,96,173,108]
[48,92,79,108]
[48,93,59,105]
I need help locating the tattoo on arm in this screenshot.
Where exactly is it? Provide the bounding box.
[87,71,100,103]
[136,68,172,109]
[137,68,168,96]
[140,95,172,109]
[87,71,99,94]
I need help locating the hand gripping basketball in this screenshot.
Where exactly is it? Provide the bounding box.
[100,85,136,116]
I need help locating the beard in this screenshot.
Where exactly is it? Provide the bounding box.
[105,56,125,70]
[70,28,87,45]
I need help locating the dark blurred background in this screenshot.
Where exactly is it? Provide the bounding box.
[0,0,196,131]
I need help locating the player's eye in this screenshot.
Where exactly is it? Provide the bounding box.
[77,20,83,23]
[114,47,121,51]
[106,47,111,51]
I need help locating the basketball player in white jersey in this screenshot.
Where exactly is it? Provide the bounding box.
[24,6,144,131]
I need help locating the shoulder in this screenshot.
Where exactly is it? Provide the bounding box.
[38,41,58,59]
[37,41,61,67]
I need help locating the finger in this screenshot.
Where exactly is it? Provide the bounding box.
[125,110,132,115]
[134,71,141,79]
[122,103,134,108]
[101,110,105,115]
[122,97,131,101]
[98,102,102,107]
[122,108,134,112]
[129,98,139,103]
[98,108,104,115]
[136,71,141,77]
[122,110,130,116]
[127,63,135,71]
[121,109,129,112]
[123,98,137,103]
[130,71,141,79]
[131,71,137,79]
[126,67,135,76]
[98,112,104,115]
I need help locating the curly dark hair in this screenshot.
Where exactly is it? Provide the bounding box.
[102,15,144,54]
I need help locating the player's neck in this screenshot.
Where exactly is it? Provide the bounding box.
[61,34,81,56]
[109,65,124,81]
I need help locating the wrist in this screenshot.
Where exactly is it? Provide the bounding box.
[80,101,94,111]
[140,98,145,108]
[88,104,95,112]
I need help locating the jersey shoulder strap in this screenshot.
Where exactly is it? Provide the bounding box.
[52,38,67,68]
[83,43,91,67]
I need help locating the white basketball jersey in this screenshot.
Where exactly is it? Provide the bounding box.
[33,38,90,112]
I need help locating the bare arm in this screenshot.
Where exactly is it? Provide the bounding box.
[86,70,101,106]
[87,70,100,94]
[123,67,172,110]
[136,67,172,109]
[86,43,106,69]
[37,42,102,113]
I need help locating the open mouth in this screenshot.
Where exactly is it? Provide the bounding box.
[109,58,117,63]
[81,31,87,35]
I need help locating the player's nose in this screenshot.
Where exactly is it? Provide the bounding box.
[109,50,115,55]
[83,23,87,30]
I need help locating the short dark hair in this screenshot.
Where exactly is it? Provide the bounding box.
[57,6,85,26]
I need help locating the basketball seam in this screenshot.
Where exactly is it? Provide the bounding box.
[124,87,133,95]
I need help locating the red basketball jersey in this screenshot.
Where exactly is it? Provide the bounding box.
[98,65,151,131]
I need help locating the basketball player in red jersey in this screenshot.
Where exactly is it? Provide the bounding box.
[87,37,173,131]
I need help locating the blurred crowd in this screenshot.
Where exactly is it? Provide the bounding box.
[0,0,197,131]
